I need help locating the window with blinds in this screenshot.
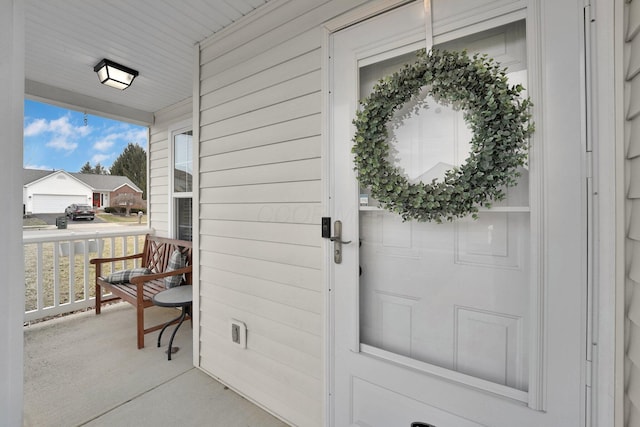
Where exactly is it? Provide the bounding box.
[169,124,193,241]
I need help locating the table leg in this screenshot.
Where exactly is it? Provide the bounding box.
[166,304,189,361]
[157,310,185,348]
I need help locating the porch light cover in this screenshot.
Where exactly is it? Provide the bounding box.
[93,59,138,90]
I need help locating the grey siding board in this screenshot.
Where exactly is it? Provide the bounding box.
[627,0,640,424]
[201,136,321,170]
[201,49,321,107]
[200,114,321,155]
[199,236,322,270]
[200,202,321,225]
[200,158,321,187]
[203,251,322,292]
[200,92,322,138]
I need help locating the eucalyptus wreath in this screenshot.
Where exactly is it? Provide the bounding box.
[352,49,533,222]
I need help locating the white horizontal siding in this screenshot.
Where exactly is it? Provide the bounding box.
[201,114,321,155]
[199,329,321,427]
[200,220,319,246]
[200,238,322,270]
[203,251,322,293]
[197,2,376,424]
[627,1,640,425]
[202,282,321,335]
[202,266,321,314]
[201,69,321,121]
[200,92,321,138]
[200,158,321,187]
[200,181,321,203]
[200,202,321,224]
[201,49,321,108]
[201,27,323,93]
[201,136,321,169]
[200,303,322,374]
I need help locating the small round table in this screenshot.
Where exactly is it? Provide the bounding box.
[152,285,192,360]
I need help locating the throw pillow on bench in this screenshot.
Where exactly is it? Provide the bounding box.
[104,267,152,284]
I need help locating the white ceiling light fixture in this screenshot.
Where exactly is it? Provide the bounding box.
[93,59,139,90]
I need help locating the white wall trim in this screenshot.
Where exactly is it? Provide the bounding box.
[578,0,620,425]
[154,97,192,124]
[613,0,626,425]
[0,0,24,425]
[321,23,333,427]
[25,79,154,126]
[322,3,420,426]
[199,0,291,51]
[323,0,411,33]
[192,41,201,370]
[166,118,193,240]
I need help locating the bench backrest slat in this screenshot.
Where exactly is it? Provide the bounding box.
[141,234,192,285]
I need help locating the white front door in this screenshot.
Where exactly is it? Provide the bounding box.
[329,2,588,426]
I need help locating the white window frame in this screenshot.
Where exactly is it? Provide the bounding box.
[168,119,193,240]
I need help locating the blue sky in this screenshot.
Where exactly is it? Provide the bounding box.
[23,99,147,172]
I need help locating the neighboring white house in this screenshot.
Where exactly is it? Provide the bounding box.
[23,168,143,214]
[3,1,636,427]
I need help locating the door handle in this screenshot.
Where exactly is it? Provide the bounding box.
[330,220,351,264]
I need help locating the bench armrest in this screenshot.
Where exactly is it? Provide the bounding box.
[90,253,143,265]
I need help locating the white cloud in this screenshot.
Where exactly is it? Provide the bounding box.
[24,115,91,153]
[92,125,147,154]
[93,138,116,152]
[46,136,78,151]
[91,153,111,164]
[24,119,49,137]
[125,128,148,146]
[24,163,53,170]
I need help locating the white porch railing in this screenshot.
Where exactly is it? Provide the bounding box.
[23,227,153,323]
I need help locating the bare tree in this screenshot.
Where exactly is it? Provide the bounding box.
[111,193,143,216]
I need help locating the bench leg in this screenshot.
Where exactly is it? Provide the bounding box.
[95,284,102,315]
[137,305,145,349]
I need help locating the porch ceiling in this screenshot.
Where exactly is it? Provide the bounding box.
[24,0,272,123]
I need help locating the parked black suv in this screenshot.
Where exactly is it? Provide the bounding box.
[65,204,95,221]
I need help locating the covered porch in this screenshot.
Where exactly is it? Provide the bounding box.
[1,0,627,426]
[23,302,286,427]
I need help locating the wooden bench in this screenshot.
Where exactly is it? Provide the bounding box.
[90,234,192,349]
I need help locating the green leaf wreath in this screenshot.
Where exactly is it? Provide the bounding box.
[352,49,534,222]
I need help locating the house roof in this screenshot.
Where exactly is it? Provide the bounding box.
[23,169,142,193]
[24,0,274,124]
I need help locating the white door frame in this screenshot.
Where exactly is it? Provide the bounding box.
[321,0,618,425]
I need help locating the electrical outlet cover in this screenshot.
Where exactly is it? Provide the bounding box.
[229,319,247,348]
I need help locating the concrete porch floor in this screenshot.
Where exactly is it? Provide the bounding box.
[24,302,289,427]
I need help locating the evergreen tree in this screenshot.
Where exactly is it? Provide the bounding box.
[79,161,108,174]
[94,163,107,175]
[110,143,147,199]
[79,162,93,174]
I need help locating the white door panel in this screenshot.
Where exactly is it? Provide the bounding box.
[330,1,586,426]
